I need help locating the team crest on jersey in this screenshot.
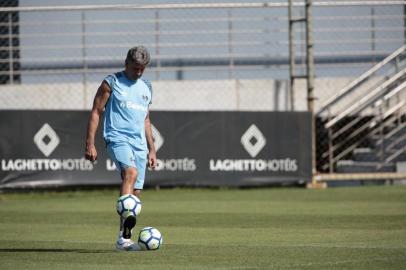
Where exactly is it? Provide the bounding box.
[142,95,149,102]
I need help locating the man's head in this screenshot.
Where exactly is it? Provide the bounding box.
[126,46,150,66]
[125,46,150,80]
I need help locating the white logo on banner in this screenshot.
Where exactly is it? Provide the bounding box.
[107,124,196,172]
[240,124,266,158]
[210,123,298,172]
[1,122,94,172]
[33,123,60,157]
[151,124,164,152]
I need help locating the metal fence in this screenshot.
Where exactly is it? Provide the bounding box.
[0,2,404,93]
[0,0,405,179]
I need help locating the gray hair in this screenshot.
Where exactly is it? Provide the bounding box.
[125,46,150,66]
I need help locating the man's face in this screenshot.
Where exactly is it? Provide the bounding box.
[125,62,145,80]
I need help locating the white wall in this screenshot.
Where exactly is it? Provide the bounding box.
[1,77,402,113]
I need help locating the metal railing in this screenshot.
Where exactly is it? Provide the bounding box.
[318,45,406,117]
[317,45,406,173]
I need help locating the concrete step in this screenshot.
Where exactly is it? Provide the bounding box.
[369,124,406,149]
[353,148,377,162]
[369,136,406,149]
[352,148,406,163]
[336,160,396,173]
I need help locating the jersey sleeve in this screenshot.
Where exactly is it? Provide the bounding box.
[103,73,116,89]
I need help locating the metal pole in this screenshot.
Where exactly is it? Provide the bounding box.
[228,9,234,80]
[81,11,88,109]
[404,3,406,44]
[306,0,315,113]
[328,109,334,173]
[155,11,160,80]
[395,56,401,126]
[371,7,376,64]
[3,2,406,13]
[8,13,13,84]
[305,0,316,178]
[378,106,384,169]
[288,0,295,111]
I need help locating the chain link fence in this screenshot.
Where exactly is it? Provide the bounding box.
[0,0,405,175]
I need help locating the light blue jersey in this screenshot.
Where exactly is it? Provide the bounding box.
[103,71,152,151]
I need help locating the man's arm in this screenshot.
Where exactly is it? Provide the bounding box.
[145,111,157,169]
[85,81,111,162]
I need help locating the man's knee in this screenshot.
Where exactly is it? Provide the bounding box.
[121,167,138,184]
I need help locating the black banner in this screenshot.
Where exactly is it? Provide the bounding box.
[0,110,312,189]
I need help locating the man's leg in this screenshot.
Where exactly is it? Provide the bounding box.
[120,167,138,196]
[115,167,140,251]
[107,142,140,250]
[119,151,146,242]
[123,150,147,237]
[120,167,138,239]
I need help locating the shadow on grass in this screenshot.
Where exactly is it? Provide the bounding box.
[0,248,113,253]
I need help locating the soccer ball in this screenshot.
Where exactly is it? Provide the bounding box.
[116,194,142,218]
[138,227,163,250]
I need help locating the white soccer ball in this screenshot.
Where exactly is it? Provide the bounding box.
[116,194,142,218]
[138,227,163,250]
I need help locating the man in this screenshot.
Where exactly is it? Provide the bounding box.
[85,46,157,251]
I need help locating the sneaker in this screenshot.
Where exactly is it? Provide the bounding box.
[122,215,137,239]
[115,238,141,251]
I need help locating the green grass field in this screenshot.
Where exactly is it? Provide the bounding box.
[0,186,405,270]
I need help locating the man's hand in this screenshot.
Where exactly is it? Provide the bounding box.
[85,144,98,162]
[148,149,157,169]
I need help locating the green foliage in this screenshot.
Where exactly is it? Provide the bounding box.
[0,186,405,270]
